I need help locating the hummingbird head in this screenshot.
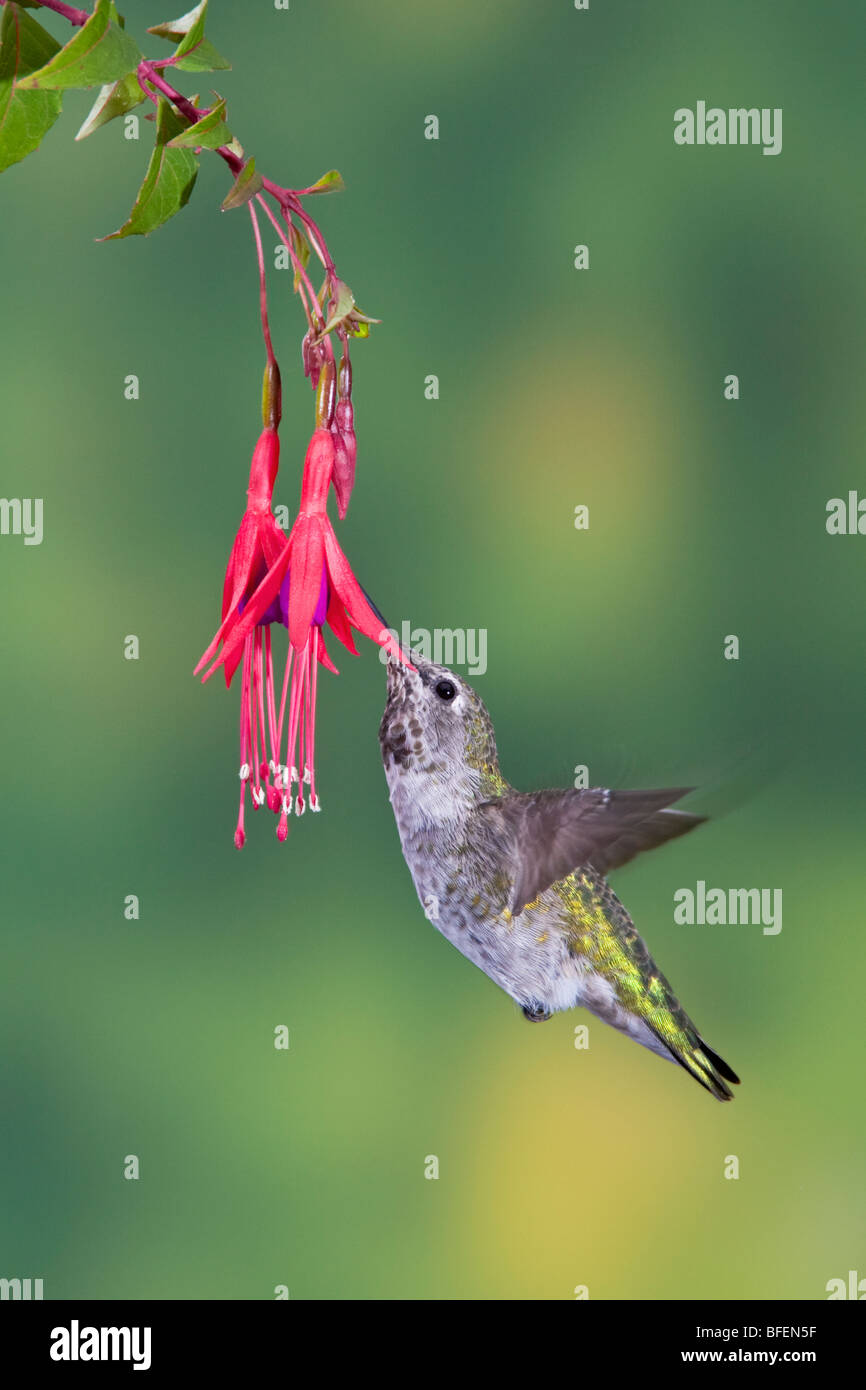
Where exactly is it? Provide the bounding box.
[380,650,504,825]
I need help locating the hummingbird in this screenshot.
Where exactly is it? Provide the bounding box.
[380,651,740,1101]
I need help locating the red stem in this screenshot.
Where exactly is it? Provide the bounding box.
[255,194,324,335]
[248,202,275,368]
[29,0,88,24]
[292,205,337,277]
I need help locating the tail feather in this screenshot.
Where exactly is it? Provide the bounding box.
[700,1040,741,1087]
[652,1026,740,1102]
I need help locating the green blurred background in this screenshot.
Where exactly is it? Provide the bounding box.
[1,0,864,1300]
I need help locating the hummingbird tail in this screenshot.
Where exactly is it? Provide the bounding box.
[654,1027,741,1102]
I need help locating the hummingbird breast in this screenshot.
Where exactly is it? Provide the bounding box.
[392,807,583,1015]
[389,787,676,1064]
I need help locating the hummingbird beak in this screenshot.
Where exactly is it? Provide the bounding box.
[385,648,424,701]
[385,651,407,693]
[386,644,423,671]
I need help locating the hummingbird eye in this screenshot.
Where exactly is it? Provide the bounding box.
[434,678,457,702]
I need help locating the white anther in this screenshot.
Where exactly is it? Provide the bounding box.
[309,795,321,812]
[302,766,311,784]
[239,763,251,781]
[251,786,266,807]
[269,759,278,776]
[295,797,306,817]
[281,796,292,816]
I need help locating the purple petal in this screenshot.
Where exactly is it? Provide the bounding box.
[277,564,329,631]
[313,565,329,627]
[278,568,291,629]
[238,593,282,627]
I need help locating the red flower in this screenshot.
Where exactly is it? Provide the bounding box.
[193,427,285,687]
[198,425,410,847]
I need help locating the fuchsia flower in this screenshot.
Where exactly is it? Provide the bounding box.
[193,426,285,688]
[197,423,409,848]
[196,201,407,847]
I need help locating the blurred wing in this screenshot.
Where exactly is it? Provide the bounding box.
[480,787,705,917]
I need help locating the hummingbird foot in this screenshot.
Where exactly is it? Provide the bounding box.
[522,1003,552,1023]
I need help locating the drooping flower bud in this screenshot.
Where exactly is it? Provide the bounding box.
[332,400,356,519]
[331,349,356,518]
[302,330,322,390]
[338,352,352,403]
[315,354,336,429]
[262,358,282,431]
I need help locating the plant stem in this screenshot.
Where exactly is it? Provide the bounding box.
[17,1,352,350]
[256,194,324,335]
[292,205,337,277]
[248,202,275,368]
[31,0,88,25]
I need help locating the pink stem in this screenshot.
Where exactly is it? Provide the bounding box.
[248,202,275,367]
[293,204,337,277]
[255,194,324,334]
[26,0,88,24]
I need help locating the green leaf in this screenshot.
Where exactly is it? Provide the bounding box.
[75,70,145,140]
[102,94,198,239]
[148,2,230,73]
[303,168,345,195]
[288,221,310,288]
[17,0,142,92]
[167,96,232,150]
[316,280,381,341]
[324,280,355,331]
[175,35,230,73]
[146,2,204,39]
[0,3,62,172]
[221,156,262,210]
[290,223,310,265]
[349,303,381,326]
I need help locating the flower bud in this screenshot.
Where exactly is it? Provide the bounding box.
[261,358,282,431]
[315,355,336,429]
[338,352,352,402]
[332,399,356,519]
[302,331,321,390]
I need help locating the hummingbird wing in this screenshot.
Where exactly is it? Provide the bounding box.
[479,786,704,917]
